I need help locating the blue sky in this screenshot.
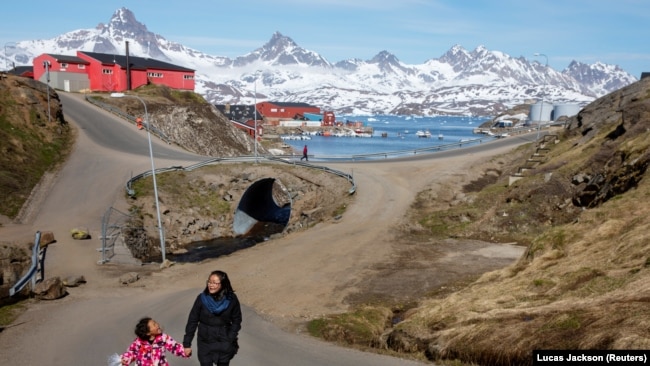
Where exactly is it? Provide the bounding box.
[2,0,648,77]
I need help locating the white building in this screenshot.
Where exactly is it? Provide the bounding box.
[552,104,581,120]
[528,102,581,124]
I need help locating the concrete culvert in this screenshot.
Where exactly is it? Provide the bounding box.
[233,178,292,237]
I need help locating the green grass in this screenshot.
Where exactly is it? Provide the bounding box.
[332,203,347,217]
[131,172,233,217]
[539,312,582,332]
[308,306,392,346]
[0,96,73,218]
[0,302,26,327]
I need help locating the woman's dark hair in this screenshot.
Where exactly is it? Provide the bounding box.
[203,270,235,295]
[135,317,152,340]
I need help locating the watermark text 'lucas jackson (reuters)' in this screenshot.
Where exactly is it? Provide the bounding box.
[533,350,648,365]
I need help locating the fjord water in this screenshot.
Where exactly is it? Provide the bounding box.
[281,115,491,157]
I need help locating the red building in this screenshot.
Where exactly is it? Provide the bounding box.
[255,102,320,125]
[33,51,195,93]
[322,111,336,126]
[8,66,34,78]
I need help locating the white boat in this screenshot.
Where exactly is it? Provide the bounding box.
[355,133,373,138]
[280,134,311,140]
[416,130,432,138]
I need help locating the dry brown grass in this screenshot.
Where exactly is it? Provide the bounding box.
[314,79,650,365]
[390,84,650,364]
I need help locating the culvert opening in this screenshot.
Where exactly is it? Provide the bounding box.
[168,177,292,263]
[233,177,292,237]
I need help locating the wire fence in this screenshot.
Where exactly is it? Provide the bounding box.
[98,207,134,264]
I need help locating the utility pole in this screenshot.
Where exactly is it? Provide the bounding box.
[111,93,166,264]
[43,61,51,122]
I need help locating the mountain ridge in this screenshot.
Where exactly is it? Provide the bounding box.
[4,7,638,116]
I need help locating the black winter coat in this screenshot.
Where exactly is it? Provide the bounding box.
[183,291,242,364]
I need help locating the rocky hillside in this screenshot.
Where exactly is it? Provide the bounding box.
[366,77,650,364]
[93,85,261,157]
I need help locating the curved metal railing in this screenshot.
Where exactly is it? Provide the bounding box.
[10,231,44,296]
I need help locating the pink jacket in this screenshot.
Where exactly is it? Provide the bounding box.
[121,333,188,366]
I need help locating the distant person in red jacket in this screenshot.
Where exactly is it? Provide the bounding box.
[301,144,308,161]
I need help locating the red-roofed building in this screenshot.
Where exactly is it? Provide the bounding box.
[32,51,195,92]
[256,102,321,125]
[8,66,34,78]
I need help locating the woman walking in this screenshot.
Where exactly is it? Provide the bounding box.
[183,270,242,366]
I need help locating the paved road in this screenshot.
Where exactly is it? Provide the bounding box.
[0,92,430,365]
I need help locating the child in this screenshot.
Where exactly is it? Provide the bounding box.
[121,317,190,366]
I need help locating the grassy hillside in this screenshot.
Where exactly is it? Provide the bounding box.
[0,74,72,220]
[312,78,650,365]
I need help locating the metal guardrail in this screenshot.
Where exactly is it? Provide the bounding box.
[85,95,170,143]
[10,231,44,296]
[123,156,356,198]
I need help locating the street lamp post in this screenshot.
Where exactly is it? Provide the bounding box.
[111,93,166,263]
[533,53,548,141]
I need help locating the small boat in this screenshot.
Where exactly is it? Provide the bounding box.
[416,130,432,138]
[438,131,444,140]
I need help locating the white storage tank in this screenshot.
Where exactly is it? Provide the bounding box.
[529,102,554,122]
[552,104,581,120]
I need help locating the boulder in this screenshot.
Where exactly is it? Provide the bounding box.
[62,275,86,287]
[119,272,140,285]
[40,231,56,246]
[33,277,67,300]
[71,228,91,240]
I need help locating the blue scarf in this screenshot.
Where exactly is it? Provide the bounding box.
[201,292,231,315]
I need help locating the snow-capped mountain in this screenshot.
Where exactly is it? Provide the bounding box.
[4,7,638,116]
